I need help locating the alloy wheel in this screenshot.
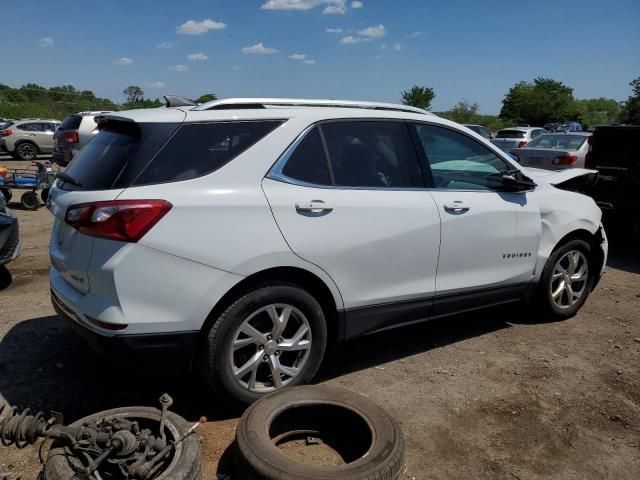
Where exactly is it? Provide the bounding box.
[229,303,312,393]
[17,143,37,160]
[550,250,589,309]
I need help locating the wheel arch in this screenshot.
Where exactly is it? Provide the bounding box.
[14,139,40,152]
[199,266,344,349]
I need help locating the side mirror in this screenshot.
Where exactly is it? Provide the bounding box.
[500,172,536,192]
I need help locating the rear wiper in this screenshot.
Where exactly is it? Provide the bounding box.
[56,172,83,187]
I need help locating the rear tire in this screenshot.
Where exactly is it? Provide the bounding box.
[40,187,50,204]
[0,189,11,202]
[535,239,594,320]
[15,142,38,161]
[202,284,327,405]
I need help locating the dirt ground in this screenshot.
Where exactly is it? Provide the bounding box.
[0,155,639,479]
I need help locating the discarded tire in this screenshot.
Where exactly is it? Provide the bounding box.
[44,407,202,480]
[235,385,405,480]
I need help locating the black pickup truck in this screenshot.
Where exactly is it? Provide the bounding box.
[585,126,640,230]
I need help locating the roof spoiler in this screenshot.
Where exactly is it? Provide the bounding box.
[164,95,198,108]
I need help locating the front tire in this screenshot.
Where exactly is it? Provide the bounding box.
[202,284,327,405]
[536,239,594,320]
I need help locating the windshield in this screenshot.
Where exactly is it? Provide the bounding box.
[496,130,525,139]
[526,134,588,150]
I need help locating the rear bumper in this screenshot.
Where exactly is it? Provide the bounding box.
[51,288,199,371]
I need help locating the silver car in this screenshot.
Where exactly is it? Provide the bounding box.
[53,111,112,166]
[512,133,591,170]
[0,119,61,160]
[491,127,547,153]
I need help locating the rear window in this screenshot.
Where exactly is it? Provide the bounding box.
[59,114,82,130]
[60,120,283,191]
[496,130,526,139]
[526,134,588,150]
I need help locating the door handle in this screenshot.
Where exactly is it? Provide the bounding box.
[295,201,333,213]
[443,202,470,214]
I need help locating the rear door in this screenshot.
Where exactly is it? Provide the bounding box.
[263,120,441,335]
[409,122,540,313]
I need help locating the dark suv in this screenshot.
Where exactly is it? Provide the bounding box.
[585,125,640,228]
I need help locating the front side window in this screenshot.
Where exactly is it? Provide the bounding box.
[412,124,511,190]
[321,121,413,188]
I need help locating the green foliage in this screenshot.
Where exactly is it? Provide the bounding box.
[500,77,578,125]
[447,99,479,124]
[619,76,640,125]
[437,110,509,132]
[401,85,435,110]
[573,98,621,128]
[196,93,218,103]
[0,83,117,120]
[122,85,144,105]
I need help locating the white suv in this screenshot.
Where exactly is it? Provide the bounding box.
[48,98,608,404]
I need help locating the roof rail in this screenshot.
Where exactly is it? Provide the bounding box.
[191,98,432,115]
[164,95,198,108]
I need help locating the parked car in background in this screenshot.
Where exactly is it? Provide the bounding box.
[0,189,20,266]
[463,124,493,140]
[512,133,591,170]
[0,119,61,160]
[0,118,14,132]
[584,125,640,227]
[48,97,607,404]
[491,127,547,153]
[53,111,112,166]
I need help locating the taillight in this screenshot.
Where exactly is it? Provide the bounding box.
[1,129,12,137]
[552,155,578,165]
[62,131,79,143]
[65,200,172,242]
[518,140,527,148]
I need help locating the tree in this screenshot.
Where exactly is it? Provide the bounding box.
[449,99,479,123]
[619,76,640,125]
[401,85,435,110]
[123,85,144,105]
[499,77,576,125]
[573,98,621,127]
[196,93,217,103]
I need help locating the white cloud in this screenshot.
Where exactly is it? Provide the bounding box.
[113,57,133,65]
[325,28,343,33]
[357,24,386,38]
[340,35,361,45]
[323,2,346,14]
[351,1,363,8]
[187,52,208,61]
[241,42,279,55]
[303,59,317,64]
[394,42,402,51]
[156,41,173,49]
[149,82,166,89]
[409,31,424,38]
[261,0,347,14]
[168,64,189,72]
[177,18,226,35]
[38,37,54,47]
[289,53,307,60]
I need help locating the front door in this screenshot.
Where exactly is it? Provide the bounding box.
[409,122,540,312]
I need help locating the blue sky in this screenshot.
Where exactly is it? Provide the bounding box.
[3,0,640,113]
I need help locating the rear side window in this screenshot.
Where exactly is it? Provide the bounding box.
[133,121,283,185]
[322,121,413,188]
[281,128,331,186]
[59,115,82,130]
[496,130,525,139]
[17,123,38,132]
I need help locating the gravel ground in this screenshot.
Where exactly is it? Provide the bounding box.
[1,156,639,479]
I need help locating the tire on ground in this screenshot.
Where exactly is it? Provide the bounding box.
[44,406,202,480]
[202,284,328,405]
[535,238,594,320]
[235,384,405,480]
[20,191,38,210]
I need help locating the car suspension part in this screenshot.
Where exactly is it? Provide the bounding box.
[0,394,205,480]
